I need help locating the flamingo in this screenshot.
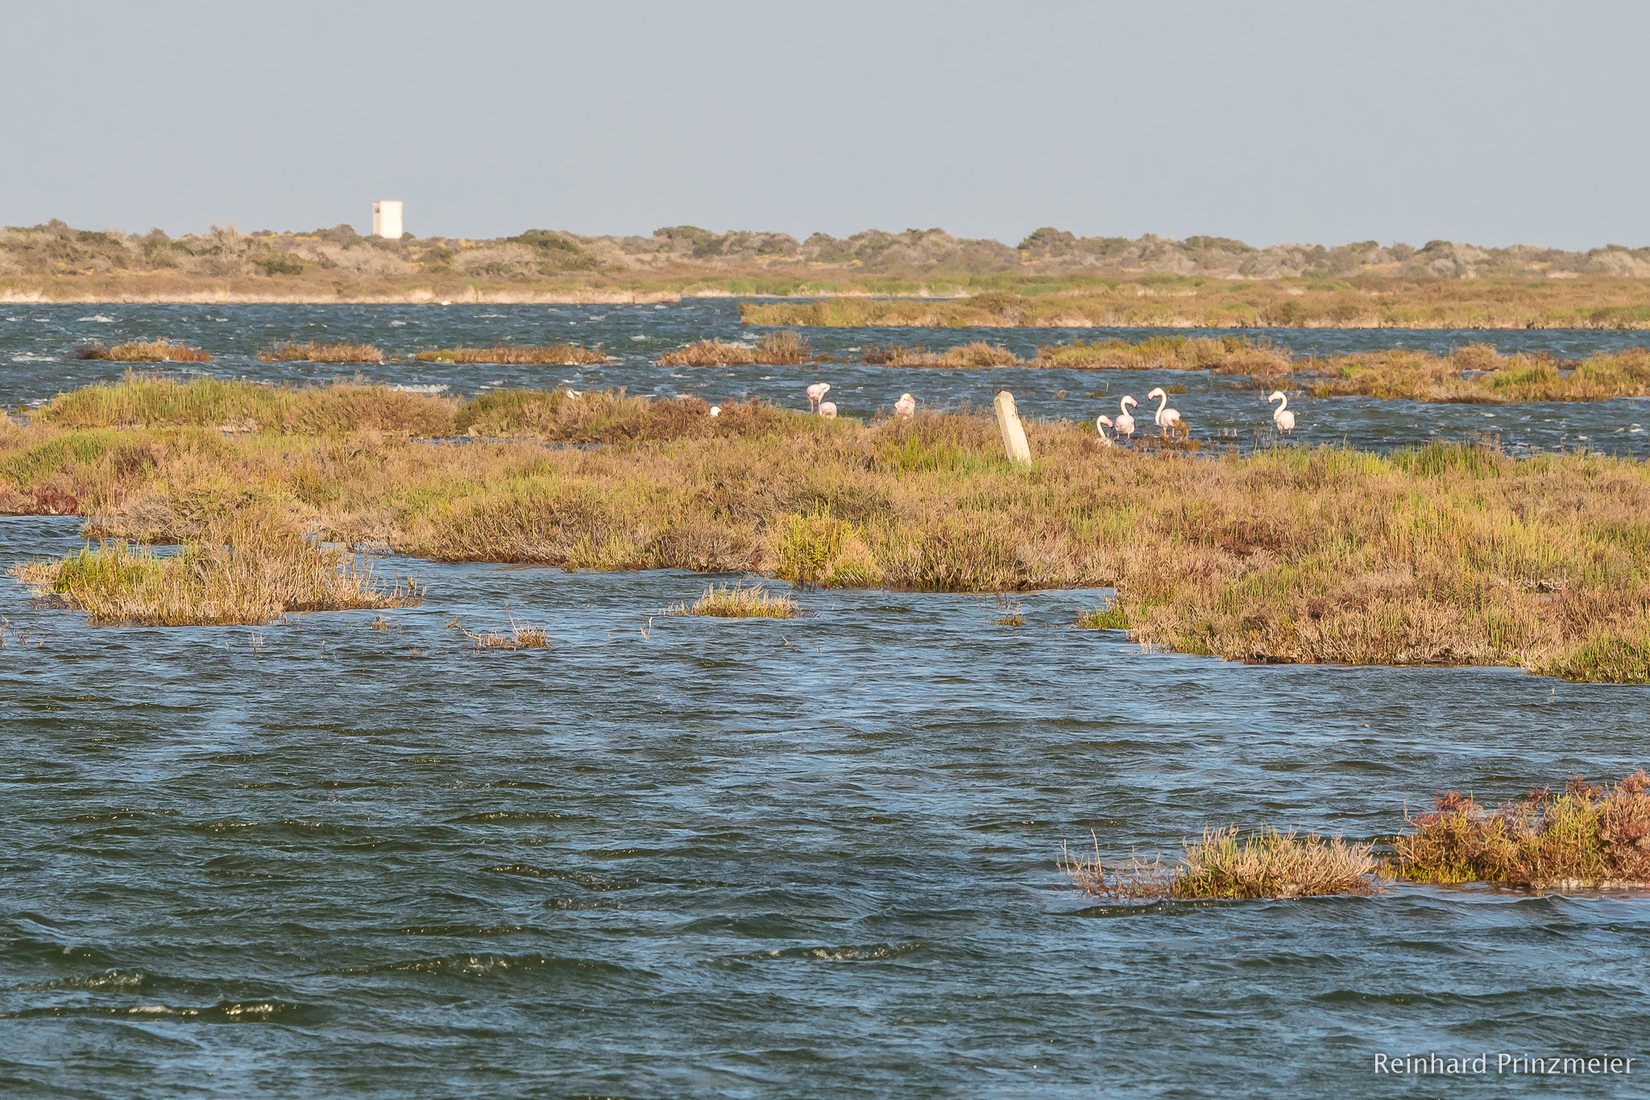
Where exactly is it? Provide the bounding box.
[818,401,838,419]
[1269,391,1296,434]
[894,393,916,419]
[1147,387,1182,433]
[806,382,831,412]
[1095,414,1115,447]
[1115,396,1138,440]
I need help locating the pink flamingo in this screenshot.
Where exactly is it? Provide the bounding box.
[1095,414,1115,447]
[818,400,838,419]
[806,382,831,412]
[894,393,916,418]
[1147,387,1183,434]
[1115,396,1137,440]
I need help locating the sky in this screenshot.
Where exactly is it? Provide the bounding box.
[3,0,1647,248]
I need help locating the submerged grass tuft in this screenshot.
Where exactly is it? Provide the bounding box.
[864,341,1021,368]
[259,341,385,364]
[674,583,799,619]
[413,344,610,365]
[1065,772,1650,903]
[74,340,211,363]
[659,331,812,366]
[991,594,1024,626]
[1063,828,1382,900]
[450,611,550,650]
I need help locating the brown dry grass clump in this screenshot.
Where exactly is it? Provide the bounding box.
[73,340,212,363]
[673,583,798,619]
[658,331,812,366]
[864,341,1022,368]
[1391,773,1650,889]
[1063,828,1382,900]
[10,506,419,626]
[413,344,610,365]
[9,379,1650,681]
[259,341,385,364]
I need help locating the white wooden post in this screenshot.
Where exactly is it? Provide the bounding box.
[994,390,1033,467]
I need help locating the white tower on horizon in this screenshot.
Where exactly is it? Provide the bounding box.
[372,200,404,239]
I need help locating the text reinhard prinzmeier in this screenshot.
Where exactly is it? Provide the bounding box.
[1374,1053,1634,1076]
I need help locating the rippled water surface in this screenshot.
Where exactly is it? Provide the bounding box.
[4,302,1650,455]
[3,306,1650,1096]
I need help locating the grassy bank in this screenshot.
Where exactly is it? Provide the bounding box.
[743,278,1650,330]
[6,379,1650,681]
[1025,337,1650,404]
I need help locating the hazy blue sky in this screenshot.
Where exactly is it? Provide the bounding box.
[5,0,1647,247]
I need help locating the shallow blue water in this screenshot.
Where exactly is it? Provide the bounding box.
[3,302,1650,456]
[2,513,1648,1097]
[3,305,1650,1096]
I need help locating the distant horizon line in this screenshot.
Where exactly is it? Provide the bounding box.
[8,219,1650,254]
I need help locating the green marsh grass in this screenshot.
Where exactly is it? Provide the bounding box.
[9,379,1650,681]
[1075,604,1129,630]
